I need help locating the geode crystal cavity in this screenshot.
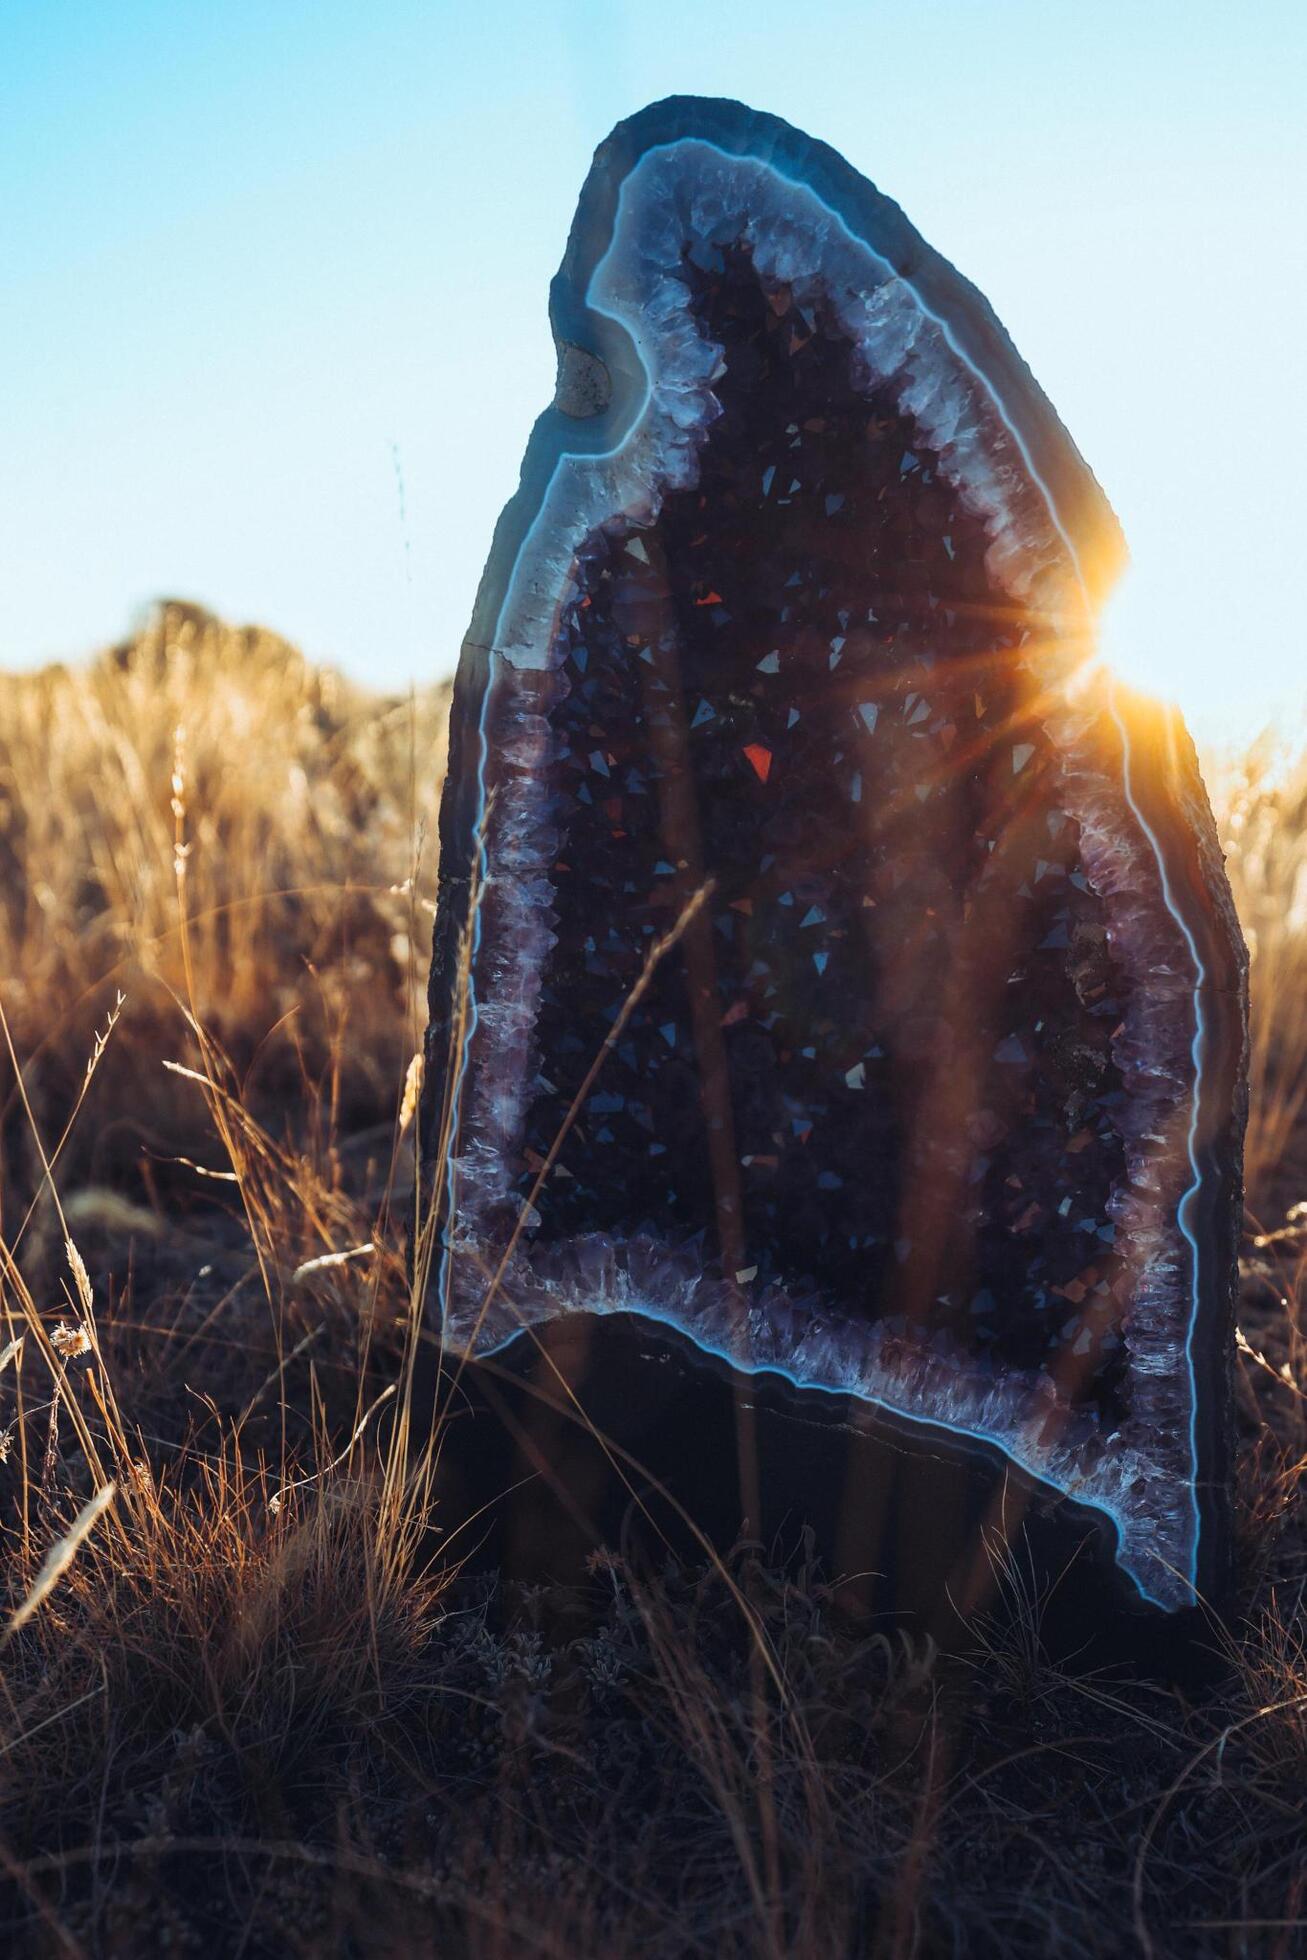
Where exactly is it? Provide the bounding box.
[424,97,1248,1615]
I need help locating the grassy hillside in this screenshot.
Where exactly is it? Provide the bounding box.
[0,603,1303,1957]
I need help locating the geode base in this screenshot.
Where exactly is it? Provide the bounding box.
[433,1313,1218,1674]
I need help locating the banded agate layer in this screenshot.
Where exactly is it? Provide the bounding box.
[425,97,1247,1611]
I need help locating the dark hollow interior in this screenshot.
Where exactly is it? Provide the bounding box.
[511,243,1133,1423]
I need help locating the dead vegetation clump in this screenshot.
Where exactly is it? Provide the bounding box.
[0,610,1303,1956]
[1213,731,1307,1221]
[0,600,448,1240]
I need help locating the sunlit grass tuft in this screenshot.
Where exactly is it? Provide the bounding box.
[1209,728,1307,1221]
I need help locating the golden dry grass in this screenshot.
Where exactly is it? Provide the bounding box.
[0,602,447,1235]
[1211,734,1307,1222]
[0,602,1303,1958]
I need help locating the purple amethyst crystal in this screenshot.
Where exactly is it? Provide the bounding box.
[424,97,1248,1617]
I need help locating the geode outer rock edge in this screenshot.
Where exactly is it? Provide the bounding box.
[423,96,1249,1615]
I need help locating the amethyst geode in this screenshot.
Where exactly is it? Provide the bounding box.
[424,98,1248,1617]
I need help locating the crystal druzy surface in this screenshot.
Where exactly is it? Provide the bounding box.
[425,98,1248,1612]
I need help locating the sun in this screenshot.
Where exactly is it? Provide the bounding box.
[1094,569,1187,710]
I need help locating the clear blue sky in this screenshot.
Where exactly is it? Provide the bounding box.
[3,0,1303,736]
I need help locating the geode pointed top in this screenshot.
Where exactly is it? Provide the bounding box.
[425,97,1248,1618]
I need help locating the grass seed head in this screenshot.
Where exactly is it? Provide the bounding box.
[50,1321,92,1360]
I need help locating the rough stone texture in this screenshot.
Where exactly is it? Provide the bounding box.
[424,97,1248,1616]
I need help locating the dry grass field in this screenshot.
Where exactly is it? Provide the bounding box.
[0,601,1303,1957]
